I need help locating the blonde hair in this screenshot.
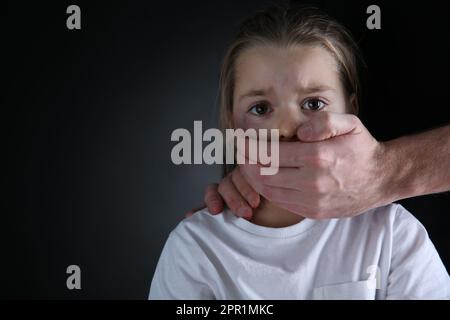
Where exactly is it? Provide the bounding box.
[218,4,365,131]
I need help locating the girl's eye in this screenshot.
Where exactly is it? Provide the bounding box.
[249,103,271,116]
[302,98,327,111]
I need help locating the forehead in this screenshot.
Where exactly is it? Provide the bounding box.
[234,44,341,94]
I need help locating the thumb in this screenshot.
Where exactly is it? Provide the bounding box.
[297,113,362,142]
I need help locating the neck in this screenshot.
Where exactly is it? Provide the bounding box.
[250,198,304,228]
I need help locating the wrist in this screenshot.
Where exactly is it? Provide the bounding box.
[371,141,397,206]
[378,138,420,203]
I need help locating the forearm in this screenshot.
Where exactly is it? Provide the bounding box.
[381,125,450,203]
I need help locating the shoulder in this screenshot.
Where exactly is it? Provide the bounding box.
[168,208,230,246]
[332,203,425,244]
[154,209,229,270]
[354,203,435,256]
[349,203,421,230]
[369,203,429,238]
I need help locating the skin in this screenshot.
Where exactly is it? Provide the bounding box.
[187,46,450,222]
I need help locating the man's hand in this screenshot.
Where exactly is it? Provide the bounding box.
[187,112,388,219]
[189,112,450,219]
[240,112,388,218]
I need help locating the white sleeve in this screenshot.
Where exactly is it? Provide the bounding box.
[386,204,450,299]
[148,230,215,300]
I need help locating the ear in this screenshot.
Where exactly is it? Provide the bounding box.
[348,94,359,115]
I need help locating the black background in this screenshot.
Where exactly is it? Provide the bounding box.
[2,0,449,299]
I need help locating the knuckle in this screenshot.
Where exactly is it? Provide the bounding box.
[311,179,326,194]
[243,189,255,201]
[311,147,331,168]
[316,146,330,160]
[310,180,321,194]
[227,199,239,210]
[310,156,328,169]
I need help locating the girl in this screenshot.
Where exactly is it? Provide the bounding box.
[149,4,449,299]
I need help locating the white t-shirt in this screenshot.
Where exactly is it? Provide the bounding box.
[149,204,449,299]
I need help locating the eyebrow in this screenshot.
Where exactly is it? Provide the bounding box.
[238,85,335,102]
[301,85,336,94]
[238,89,266,102]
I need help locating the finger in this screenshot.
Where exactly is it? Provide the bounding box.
[297,112,361,142]
[235,135,260,164]
[258,184,306,205]
[277,141,319,167]
[241,163,316,190]
[231,167,260,208]
[204,184,224,214]
[235,134,298,168]
[185,205,206,218]
[218,175,253,218]
[237,138,317,168]
[239,165,314,206]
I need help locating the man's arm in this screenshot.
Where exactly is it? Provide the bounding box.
[383,125,450,203]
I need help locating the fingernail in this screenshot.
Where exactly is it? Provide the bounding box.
[237,207,251,218]
[250,195,260,208]
[211,206,222,214]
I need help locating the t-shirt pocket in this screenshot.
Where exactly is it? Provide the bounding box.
[313,279,377,300]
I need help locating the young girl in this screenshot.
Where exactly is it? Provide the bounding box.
[149,4,449,299]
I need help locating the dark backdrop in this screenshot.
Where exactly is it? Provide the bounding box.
[2,0,449,299]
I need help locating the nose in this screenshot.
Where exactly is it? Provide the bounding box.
[277,107,304,141]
